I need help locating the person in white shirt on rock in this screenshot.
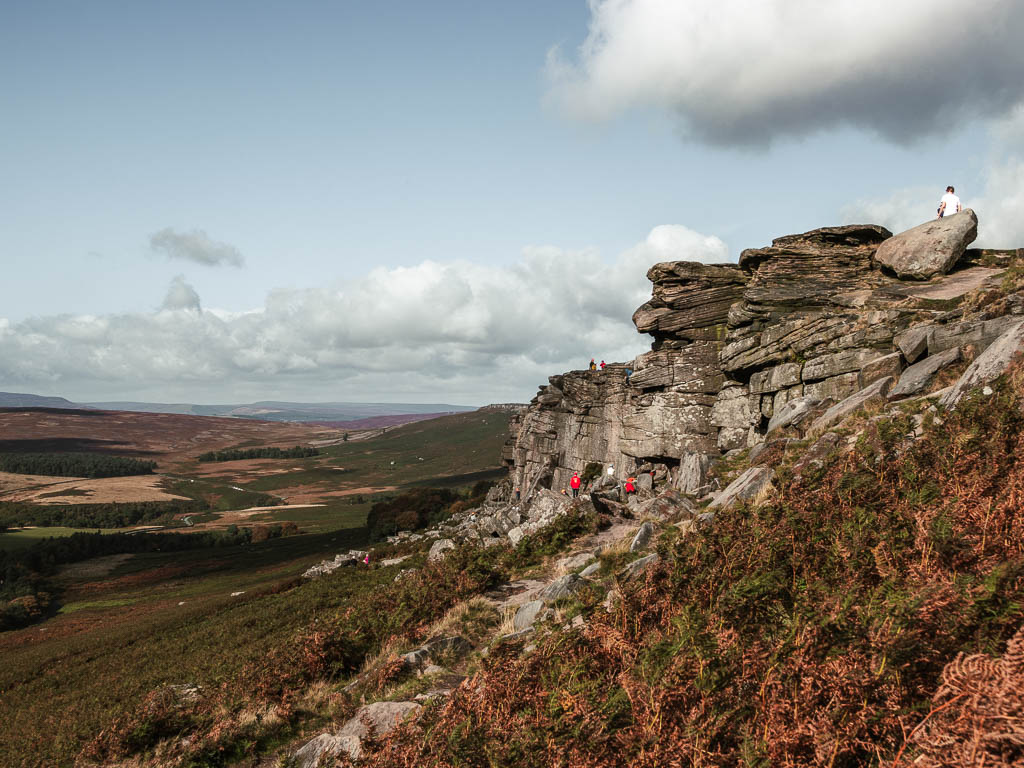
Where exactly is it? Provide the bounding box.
[937,186,961,218]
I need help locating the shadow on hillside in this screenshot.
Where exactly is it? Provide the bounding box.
[0,437,160,456]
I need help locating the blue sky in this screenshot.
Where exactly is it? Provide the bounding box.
[3,1,1023,404]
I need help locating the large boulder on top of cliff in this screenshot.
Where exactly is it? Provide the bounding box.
[633,261,745,342]
[873,210,978,280]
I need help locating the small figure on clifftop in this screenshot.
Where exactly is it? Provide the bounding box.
[599,360,606,370]
[937,186,961,218]
[570,471,581,498]
[589,358,597,371]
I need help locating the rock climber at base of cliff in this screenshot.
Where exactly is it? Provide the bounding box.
[589,358,597,371]
[937,185,961,218]
[570,471,581,498]
[624,476,637,496]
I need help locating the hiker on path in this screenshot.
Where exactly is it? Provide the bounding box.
[937,186,961,218]
[570,471,581,498]
[599,360,606,370]
[589,358,597,371]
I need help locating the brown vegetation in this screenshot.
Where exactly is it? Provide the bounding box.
[0,408,340,470]
[356,369,1024,767]
[0,473,191,505]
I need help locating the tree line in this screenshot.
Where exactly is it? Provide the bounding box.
[0,452,157,478]
[0,499,205,530]
[196,446,320,462]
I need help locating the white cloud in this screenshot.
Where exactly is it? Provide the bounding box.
[150,227,245,268]
[547,0,1024,146]
[0,226,729,403]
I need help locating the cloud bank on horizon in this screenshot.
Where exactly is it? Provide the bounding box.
[0,226,729,403]
[547,0,1024,146]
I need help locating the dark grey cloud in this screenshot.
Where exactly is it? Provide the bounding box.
[547,0,1024,146]
[150,227,244,268]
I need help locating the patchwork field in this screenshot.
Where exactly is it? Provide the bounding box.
[0,471,192,504]
[0,406,510,534]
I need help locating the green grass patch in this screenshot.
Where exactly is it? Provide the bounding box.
[59,598,137,614]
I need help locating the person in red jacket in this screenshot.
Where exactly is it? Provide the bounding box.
[624,476,637,496]
[570,471,581,498]
[600,360,606,370]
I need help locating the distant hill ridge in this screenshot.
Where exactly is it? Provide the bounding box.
[0,392,476,423]
[0,392,83,409]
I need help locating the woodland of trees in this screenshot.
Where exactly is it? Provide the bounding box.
[196,446,319,462]
[0,452,157,478]
[0,499,205,529]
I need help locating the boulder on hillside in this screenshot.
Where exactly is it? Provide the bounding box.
[513,599,545,631]
[293,733,349,768]
[634,487,696,520]
[675,452,710,495]
[939,320,1024,408]
[766,396,821,434]
[526,488,572,524]
[889,347,962,399]
[629,521,656,552]
[294,701,423,764]
[538,573,583,602]
[708,466,774,510]
[873,210,978,279]
[895,326,931,363]
[428,539,456,562]
[808,376,894,435]
[618,553,660,581]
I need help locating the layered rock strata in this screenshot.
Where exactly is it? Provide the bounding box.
[508,260,744,494]
[506,214,1018,496]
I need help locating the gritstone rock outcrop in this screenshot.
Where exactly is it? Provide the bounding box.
[503,212,1021,499]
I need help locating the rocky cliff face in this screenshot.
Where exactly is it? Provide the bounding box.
[506,212,1016,495]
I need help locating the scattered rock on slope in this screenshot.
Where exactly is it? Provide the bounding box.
[940,320,1024,408]
[708,466,774,510]
[293,701,423,764]
[428,539,456,562]
[889,347,962,399]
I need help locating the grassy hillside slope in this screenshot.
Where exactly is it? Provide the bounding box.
[0,411,512,767]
